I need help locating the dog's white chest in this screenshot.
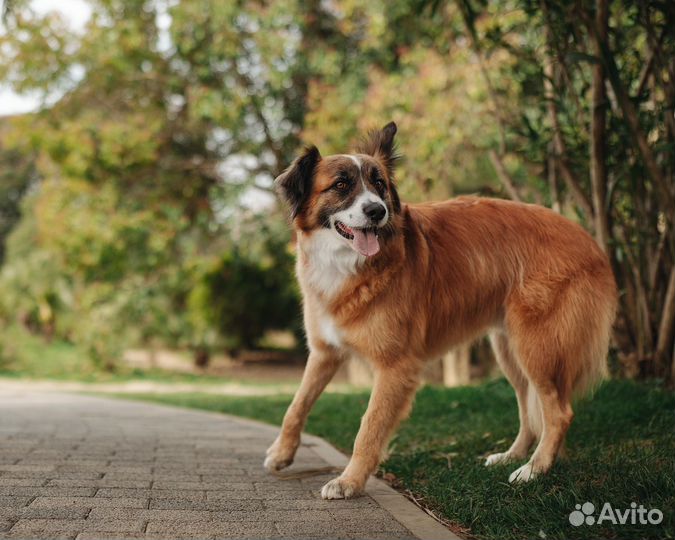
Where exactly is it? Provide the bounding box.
[300,229,363,297]
[319,315,343,348]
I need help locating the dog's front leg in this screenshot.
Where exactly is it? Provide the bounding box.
[321,364,420,499]
[264,346,345,472]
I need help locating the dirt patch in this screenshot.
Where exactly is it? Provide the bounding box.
[122,348,350,385]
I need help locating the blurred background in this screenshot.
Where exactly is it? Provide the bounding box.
[0,0,673,389]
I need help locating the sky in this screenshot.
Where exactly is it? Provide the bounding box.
[0,0,92,115]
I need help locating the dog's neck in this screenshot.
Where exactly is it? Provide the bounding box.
[296,219,406,301]
[297,228,364,298]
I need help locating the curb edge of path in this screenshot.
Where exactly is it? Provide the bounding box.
[301,432,461,540]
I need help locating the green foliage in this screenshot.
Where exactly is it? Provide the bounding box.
[0,322,247,383]
[0,0,673,377]
[119,379,675,540]
[189,235,301,350]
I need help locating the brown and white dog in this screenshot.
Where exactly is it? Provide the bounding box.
[265,122,617,498]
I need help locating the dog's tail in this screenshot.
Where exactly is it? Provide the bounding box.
[568,280,615,402]
[527,313,613,439]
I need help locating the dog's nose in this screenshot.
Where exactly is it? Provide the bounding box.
[363,201,386,222]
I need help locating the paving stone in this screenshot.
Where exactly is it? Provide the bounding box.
[96,488,206,500]
[29,497,147,509]
[0,465,55,473]
[0,497,31,508]
[0,532,77,540]
[152,480,254,491]
[47,479,152,488]
[217,510,336,522]
[274,521,359,537]
[146,520,277,538]
[76,534,155,540]
[0,487,97,498]
[149,498,264,512]
[263,498,380,510]
[14,507,91,520]
[329,507,401,524]
[87,508,213,521]
[10,519,134,535]
[0,479,47,487]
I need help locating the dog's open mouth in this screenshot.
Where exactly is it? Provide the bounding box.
[335,220,380,257]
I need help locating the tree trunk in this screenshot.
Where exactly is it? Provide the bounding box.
[656,267,675,379]
[589,0,611,252]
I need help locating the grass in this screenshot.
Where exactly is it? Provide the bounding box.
[0,324,240,384]
[116,379,675,540]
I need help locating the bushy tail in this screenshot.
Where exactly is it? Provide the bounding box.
[571,293,614,401]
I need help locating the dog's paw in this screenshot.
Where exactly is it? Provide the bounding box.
[263,438,295,472]
[484,451,515,467]
[263,453,293,472]
[508,462,538,483]
[320,476,362,500]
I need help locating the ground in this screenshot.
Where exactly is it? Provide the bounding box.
[0,386,454,540]
[120,379,675,540]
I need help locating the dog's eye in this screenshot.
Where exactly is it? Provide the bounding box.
[334,180,349,191]
[375,179,385,191]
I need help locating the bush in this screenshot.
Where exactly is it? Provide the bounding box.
[189,240,301,351]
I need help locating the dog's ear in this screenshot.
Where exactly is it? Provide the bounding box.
[355,121,399,177]
[275,145,321,218]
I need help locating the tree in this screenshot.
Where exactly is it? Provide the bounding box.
[0,0,342,365]
[444,0,675,379]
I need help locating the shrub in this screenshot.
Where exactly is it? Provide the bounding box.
[189,241,301,351]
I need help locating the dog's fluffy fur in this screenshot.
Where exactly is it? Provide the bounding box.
[265,122,617,498]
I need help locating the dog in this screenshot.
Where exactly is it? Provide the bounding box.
[264,121,617,499]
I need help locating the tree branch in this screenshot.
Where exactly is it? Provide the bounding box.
[456,0,508,155]
[542,1,594,221]
[233,65,286,176]
[488,150,522,202]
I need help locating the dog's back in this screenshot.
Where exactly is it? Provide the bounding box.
[396,196,617,386]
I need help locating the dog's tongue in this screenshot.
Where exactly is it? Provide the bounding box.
[352,228,380,257]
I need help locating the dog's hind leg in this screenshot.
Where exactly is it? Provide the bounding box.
[503,289,581,483]
[507,378,573,483]
[484,331,537,466]
[264,346,346,472]
[321,362,420,499]
[504,274,613,483]
[503,322,574,483]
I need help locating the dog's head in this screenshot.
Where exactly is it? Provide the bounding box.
[275,122,401,258]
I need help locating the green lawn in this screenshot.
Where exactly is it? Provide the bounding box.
[0,324,237,384]
[116,379,674,540]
